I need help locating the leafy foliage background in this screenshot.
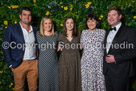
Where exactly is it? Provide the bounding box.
[0,0,136,90]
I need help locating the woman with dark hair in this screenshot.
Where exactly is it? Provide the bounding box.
[58,16,81,91]
[80,14,106,91]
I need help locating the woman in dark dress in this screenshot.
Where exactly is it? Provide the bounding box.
[58,16,81,91]
[36,16,59,91]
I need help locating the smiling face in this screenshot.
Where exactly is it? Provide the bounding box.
[43,18,52,32]
[107,10,122,27]
[87,18,97,31]
[65,18,74,31]
[19,10,32,25]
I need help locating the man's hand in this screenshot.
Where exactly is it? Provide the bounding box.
[106,54,115,63]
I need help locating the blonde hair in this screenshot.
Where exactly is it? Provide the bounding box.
[40,16,55,37]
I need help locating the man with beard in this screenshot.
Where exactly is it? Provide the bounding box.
[2,7,38,91]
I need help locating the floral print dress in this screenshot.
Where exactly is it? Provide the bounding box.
[80,29,106,91]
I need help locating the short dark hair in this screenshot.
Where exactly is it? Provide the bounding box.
[108,6,122,15]
[86,13,101,28]
[63,16,78,37]
[20,7,32,15]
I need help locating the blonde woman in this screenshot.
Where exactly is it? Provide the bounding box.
[36,16,59,91]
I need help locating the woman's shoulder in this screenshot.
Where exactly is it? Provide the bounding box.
[58,32,64,38]
[77,30,81,36]
[55,31,58,35]
[81,29,89,34]
[58,32,63,36]
[97,29,105,33]
[36,31,40,36]
[54,31,58,37]
[96,29,106,36]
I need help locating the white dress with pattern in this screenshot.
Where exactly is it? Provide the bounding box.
[80,29,106,91]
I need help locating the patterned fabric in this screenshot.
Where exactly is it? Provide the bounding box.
[80,29,106,91]
[58,33,82,91]
[36,32,59,91]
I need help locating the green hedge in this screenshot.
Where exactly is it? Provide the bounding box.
[0,0,136,90]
